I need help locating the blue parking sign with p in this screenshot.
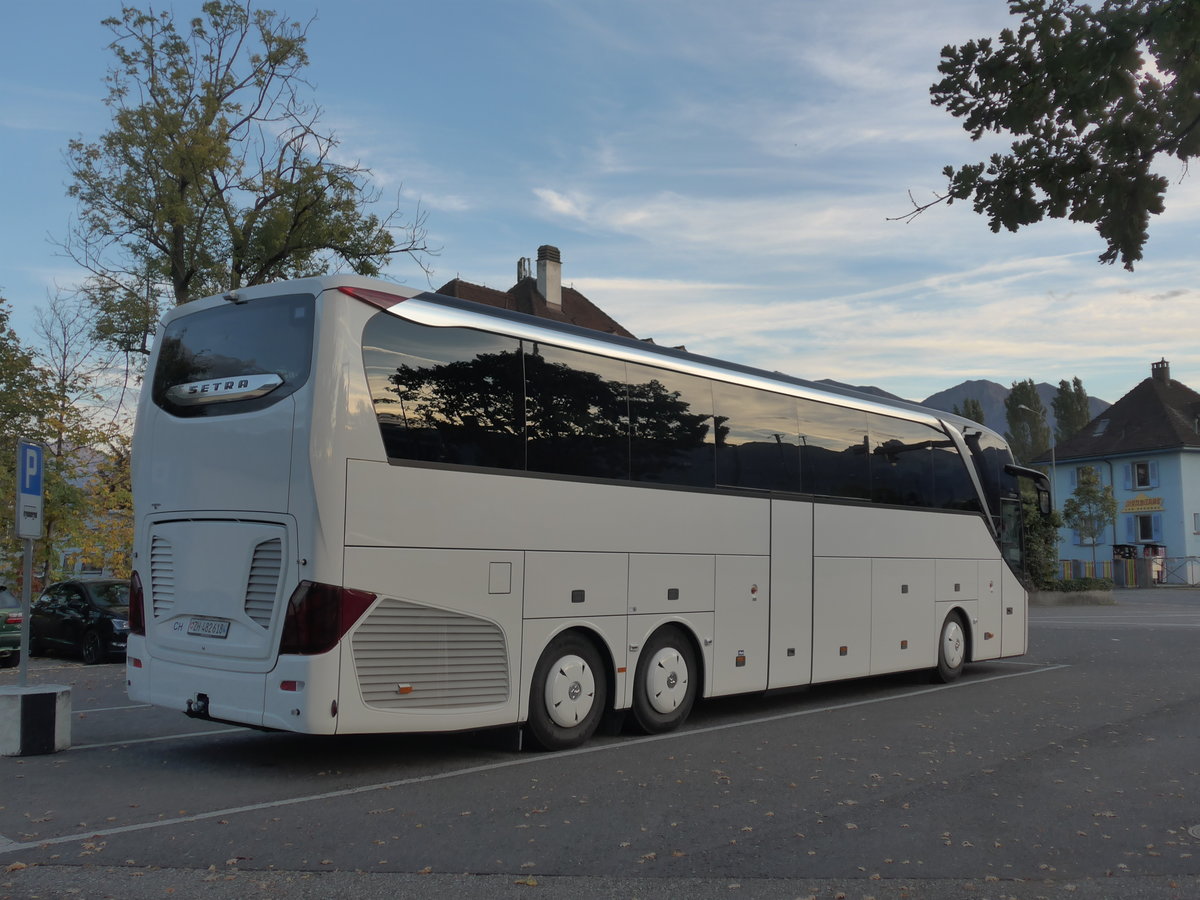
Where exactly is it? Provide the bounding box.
[16,440,44,539]
[20,442,42,494]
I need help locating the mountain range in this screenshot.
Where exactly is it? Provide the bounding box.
[817,378,1111,436]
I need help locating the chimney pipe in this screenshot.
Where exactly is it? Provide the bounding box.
[1152,358,1170,385]
[537,245,562,310]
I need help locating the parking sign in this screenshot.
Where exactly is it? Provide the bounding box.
[16,440,44,539]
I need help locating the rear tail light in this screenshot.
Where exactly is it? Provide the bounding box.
[279,581,376,655]
[4,614,19,625]
[129,571,146,635]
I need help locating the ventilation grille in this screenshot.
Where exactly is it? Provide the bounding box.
[149,536,175,619]
[352,598,509,709]
[244,538,283,628]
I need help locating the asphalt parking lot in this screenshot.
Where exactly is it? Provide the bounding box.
[2,589,1200,899]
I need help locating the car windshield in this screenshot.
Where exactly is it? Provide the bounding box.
[89,583,130,608]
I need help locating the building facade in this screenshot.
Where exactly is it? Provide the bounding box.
[1042,360,1200,585]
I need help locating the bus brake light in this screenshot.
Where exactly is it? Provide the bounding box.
[279,581,377,655]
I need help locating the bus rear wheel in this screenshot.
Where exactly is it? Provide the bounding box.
[631,626,697,734]
[527,633,607,751]
[934,612,967,683]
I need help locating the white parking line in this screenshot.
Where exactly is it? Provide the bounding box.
[76,704,152,713]
[0,663,1067,855]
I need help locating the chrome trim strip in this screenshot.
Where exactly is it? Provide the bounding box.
[381,298,945,426]
[165,373,284,406]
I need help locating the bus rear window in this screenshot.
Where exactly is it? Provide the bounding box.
[151,293,315,417]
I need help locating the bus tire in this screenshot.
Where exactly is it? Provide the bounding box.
[527,633,607,751]
[631,626,697,734]
[934,611,967,683]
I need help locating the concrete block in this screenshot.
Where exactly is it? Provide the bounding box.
[0,685,71,755]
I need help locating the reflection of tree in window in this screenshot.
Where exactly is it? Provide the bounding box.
[524,345,630,479]
[627,365,714,486]
[385,350,525,469]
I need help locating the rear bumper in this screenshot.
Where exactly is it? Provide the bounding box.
[125,636,340,734]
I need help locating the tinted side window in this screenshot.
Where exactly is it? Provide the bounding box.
[869,414,935,507]
[799,400,869,499]
[713,383,801,492]
[363,316,525,470]
[524,344,630,479]
[932,440,982,511]
[628,364,714,487]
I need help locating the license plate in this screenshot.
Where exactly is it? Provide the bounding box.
[187,617,230,639]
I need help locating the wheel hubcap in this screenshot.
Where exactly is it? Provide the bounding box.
[646,647,689,715]
[942,621,965,670]
[544,653,596,728]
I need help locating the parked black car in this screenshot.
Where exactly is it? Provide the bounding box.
[30,579,130,664]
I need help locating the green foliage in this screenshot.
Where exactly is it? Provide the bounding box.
[66,1,428,354]
[1061,464,1118,564]
[1046,576,1114,593]
[1004,379,1050,464]
[1022,493,1063,589]
[0,295,134,588]
[930,0,1200,269]
[952,396,985,424]
[1051,376,1091,442]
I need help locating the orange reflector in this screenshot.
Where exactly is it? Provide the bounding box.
[396,684,414,695]
[617,667,627,674]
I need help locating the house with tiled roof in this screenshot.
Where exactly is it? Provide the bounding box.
[436,245,636,339]
[1040,360,1200,584]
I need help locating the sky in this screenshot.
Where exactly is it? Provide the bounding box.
[2,0,1197,407]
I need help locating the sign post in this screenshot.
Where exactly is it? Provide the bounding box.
[16,440,44,688]
[1,440,70,756]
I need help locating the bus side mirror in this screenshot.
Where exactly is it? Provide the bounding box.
[1038,487,1051,516]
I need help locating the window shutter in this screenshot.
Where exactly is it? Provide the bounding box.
[1072,529,1082,546]
[1148,461,1159,488]
[1070,468,1079,489]
[1152,513,1163,543]
[1123,464,1132,490]
[1124,516,1136,543]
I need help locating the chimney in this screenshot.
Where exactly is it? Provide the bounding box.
[537,245,562,311]
[1152,358,1170,385]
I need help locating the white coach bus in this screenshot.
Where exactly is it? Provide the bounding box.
[127,275,1049,750]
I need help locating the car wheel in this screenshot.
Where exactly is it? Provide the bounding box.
[81,630,106,665]
[0,652,17,669]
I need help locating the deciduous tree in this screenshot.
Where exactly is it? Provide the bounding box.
[1062,465,1118,566]
[912,0,1200,269]
[66,1,430,355]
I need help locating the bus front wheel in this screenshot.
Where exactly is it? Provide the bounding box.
[934,612,967,683]
[527,633,607,751]
[631,626,697,734]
